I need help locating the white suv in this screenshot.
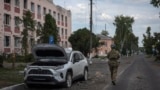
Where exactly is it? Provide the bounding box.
[24,44,89,88]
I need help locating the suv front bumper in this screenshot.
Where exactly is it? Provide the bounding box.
[25,75,63,85]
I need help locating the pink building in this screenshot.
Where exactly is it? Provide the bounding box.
[96,34,113,56]
[0,0,72,54]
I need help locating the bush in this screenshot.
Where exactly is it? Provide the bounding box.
[94,55,99,58]
[5,53,34,63]
[25,54,34,62]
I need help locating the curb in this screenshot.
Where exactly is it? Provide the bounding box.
[0,83,24,90]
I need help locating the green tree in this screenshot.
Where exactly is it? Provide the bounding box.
[124,32,139,55]
[101,30,109,36]
[69,28,99,56]
[38,14,58,43]
[22,11,35,61]
[150,0,160,18]
[150,0,160,8]
[143,27,155,54]
[113,15,135,54]
[153,32,160,54]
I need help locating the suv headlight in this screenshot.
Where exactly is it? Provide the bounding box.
[24,67,27,76]
[24,65,30,76]
[54,65,64,70]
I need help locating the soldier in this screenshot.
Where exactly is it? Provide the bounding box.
[107,44,120,85]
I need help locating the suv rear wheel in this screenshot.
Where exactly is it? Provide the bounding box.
[64,72,72,88]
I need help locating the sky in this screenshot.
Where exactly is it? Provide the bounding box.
[53,0,160,47]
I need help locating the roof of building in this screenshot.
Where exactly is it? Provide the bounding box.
[97,34,112,40]
[47,0,53,4]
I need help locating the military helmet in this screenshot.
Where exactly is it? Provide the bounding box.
[111,44,115,49]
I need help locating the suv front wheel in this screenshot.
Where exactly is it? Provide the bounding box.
[64,72,72,88]
[83,68,88,81]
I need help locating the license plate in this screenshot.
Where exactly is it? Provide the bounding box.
[33,78,46,81]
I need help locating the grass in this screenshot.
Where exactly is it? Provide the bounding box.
[0,65,25,88]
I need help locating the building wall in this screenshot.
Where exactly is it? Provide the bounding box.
[98,39,113,56]
[92,38,113,57]
[0,0,3,54]
[99,39,113,54]
[0,0,72,54]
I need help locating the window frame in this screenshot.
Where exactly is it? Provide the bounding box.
[53,11,56,19]
[65,16,67,23]
[61,15,64,22]
[58,13,60,21]
[49,9,51,15]
[4,14,11,25]
[37,5,41,14]
[4,36,10,47]
[14,37,20,47]
[4,0,11,4]
[15,0,20,7]
[43,7,46,15]
[31,2,35,12]
[65,29,67,35]
[14,16,19,27]
[61,28,64,36]
[24,0,27,9]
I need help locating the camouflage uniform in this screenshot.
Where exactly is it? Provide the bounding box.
[107,49,120,84]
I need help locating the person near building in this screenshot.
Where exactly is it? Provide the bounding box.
[107,44,120,85]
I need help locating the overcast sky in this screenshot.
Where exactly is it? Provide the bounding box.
[53,0,160,46]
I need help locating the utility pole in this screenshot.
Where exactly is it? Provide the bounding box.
[89,0,93,58]
[105,23,106,31]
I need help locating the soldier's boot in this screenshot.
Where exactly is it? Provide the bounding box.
[112,81,116,85]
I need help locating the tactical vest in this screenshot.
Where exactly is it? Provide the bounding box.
[108,50,119,60]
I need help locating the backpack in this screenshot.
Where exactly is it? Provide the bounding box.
[108,50,119,59]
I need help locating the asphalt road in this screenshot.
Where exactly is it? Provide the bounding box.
[1,55,160,90]
[105,55,160,90]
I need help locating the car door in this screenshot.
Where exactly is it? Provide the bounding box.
[71,53,81,78]
[77,52,86,75]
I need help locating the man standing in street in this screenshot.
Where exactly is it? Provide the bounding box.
[107,44,120,85]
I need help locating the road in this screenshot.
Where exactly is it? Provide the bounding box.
[1,55,160,90]
[105,55,160,90]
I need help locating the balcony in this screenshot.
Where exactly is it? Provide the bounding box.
[65,23,67,27]
[4,48,11,53]
[14,27,20,33]
[32,13,35,19]
[65,36,67,39]
[58,21,60,25]
[4,25,11,32]
[4,3,11,11]
[14,7,20,13]
[37,14,41,19]
[23,9,27,14]
[14,48,21,53]
[43,16,45,20]
[62,22,64,26]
